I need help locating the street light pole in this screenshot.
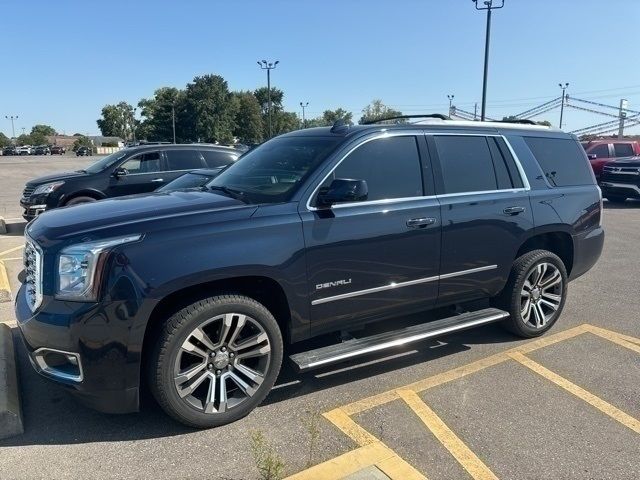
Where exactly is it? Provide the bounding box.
[4,115,18,139]
[447,94,455,116]
[473,0,505,121]
[300,102,309,128]
[172,102,176,144]
[257,60,279,138]
[132,107,137,143]
[558,82,569,129]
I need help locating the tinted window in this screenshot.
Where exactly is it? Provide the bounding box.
[201,149,236,168]
[320,136,423,202]
[494,137,524,188]
[524,137,594,187]
[158,172,214,192]
[434,136,498,194]
[164,149,203,170]
[590,144,610,158]
[614,143,634,157]
[121,151,161,174]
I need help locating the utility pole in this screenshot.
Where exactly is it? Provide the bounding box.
[447,94,455,117]
[257,60,279,138]
[4,115,18,139]
[473,0,505,121]
[300,102,309,128]
[172,102,176,144]
[132,107,137,143]
[21,127,26,136]
[558,82,569,129]
[474,103,479,120]
[618,98,628,138]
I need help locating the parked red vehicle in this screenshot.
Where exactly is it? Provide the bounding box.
[581,139,640,179]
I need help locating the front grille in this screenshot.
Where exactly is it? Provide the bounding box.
[601,167,640,184]
[24,238,43,312]
[22,185,35,198]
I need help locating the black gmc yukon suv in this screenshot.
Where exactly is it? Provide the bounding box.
[16,118,604,428]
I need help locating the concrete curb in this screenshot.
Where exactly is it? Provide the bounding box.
[0,323,23,439]
[0,217,6,234]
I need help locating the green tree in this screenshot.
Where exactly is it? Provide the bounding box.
[16,134,33,146]
[138,87,188,142]
[72,135,93,152]
[97,101,136,139]
[359,100,402,124]
[254,87,285,115]
[306,108,354,128]
[253,87,300,138]
[233,91,263,144]
[31,124,57,137]
[184,74,237,143]
[272,111,300,136]
[0,132,11,147]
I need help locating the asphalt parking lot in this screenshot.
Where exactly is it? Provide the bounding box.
[1,156,639,479]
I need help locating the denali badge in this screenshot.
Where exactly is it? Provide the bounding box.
[316,279,352,290]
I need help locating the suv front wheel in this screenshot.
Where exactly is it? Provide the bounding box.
[148,294,283,428]
[494,249,568,338]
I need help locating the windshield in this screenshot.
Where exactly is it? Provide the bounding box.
[84,150,128,173]
[158,172,216,192]
[207,136,340,204]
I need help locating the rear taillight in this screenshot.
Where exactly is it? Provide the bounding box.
[597,185,603,227]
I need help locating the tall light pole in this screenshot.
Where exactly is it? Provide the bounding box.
[447,94,455,116]
[473,0,505,121]
[172,102,176,144]
[257,60,279,138]
[4,115,18,139]
[558,82,569,129]
[132,107,137,143]
[300,102,309,128]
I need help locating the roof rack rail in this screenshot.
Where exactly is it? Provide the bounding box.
[500,118,538,125]
[363,114,450,125]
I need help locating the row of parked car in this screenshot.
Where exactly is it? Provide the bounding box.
[581,139,640,204]
[2,145,66,156]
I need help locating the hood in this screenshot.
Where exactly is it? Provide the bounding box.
[608,156,640,167]
[28,189,255,242]
[27,170,88,185]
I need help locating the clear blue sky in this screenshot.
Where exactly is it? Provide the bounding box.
[2,0,639,137]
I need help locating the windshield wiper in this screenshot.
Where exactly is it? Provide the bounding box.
[208,185,249,203]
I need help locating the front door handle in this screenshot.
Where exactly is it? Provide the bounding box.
[406,217,437,229]
[503,206,525,215]
[151,178,164,183]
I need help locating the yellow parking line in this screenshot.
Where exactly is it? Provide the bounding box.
[0,260,11,303]
[584,325,640,353]
[323,408,380,446]
[285,441,427,480]
[509,351,640,435]
[398,389,498,480]
[341,325,589,416]
[0,245,23,258]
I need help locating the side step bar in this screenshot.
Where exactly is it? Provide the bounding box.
[290,308,509,372]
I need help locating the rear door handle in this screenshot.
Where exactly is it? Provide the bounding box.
[151,178,164,183]
[406,217,437,229]
[503,206,525,215]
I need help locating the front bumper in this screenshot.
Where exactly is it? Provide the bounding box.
[600,181,640,199]
[15,283,140,414]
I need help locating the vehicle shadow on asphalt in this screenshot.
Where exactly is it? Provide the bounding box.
[0,316,518,447]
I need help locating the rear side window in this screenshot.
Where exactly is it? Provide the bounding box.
[121,152,161,174]
[201,150,236,168]
[589,144,610,158]
[614,143,634,157]
[524,137,594,187]
[434,136,498,194]
[164,149,203,171]
[323,136,423,202]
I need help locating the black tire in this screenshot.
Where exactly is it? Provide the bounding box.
[494,249,568,338]
[65,196,96,206]
[148,294,283,428]
[605,195,627,204]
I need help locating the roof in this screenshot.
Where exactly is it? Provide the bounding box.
[124,143,239,154]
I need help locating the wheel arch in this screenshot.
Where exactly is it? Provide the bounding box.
[60,189,106,206]
[515,230,574,276]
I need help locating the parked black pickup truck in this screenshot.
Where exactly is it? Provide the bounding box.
[599,156,640,203]
[16,117,604,428]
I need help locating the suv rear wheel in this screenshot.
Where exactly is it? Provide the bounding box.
[494,249,568,338]
[148,294,283,428]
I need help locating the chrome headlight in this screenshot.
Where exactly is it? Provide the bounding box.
[56,234,141,301]
[32,181,65,196]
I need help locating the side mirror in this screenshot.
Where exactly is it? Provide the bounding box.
[113,167,129,178]
[316,179,368,208]
[587,153,597,160]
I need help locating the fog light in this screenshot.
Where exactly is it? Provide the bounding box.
[32,348,83,382]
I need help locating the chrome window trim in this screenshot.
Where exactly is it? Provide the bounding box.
[305,132,530,212]
[311,265,497,306]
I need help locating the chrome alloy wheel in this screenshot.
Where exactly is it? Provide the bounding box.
[173,313,271,414]
[520,262,563,329]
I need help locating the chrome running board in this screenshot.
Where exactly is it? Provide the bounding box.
[290,308,509,372]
